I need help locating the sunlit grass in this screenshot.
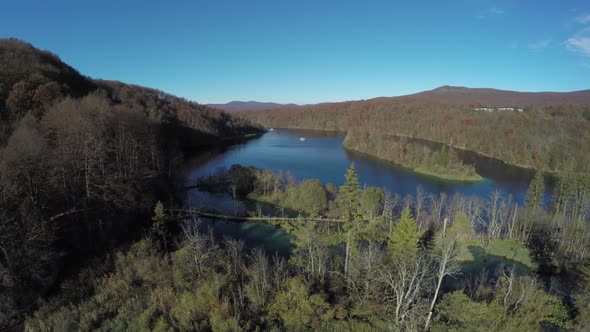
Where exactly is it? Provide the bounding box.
[484,239,536,270]
[453,237,536,271]
[414,167,483,182]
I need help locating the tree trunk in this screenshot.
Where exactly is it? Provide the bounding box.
[344,228,350,275]
[425,261,445,331]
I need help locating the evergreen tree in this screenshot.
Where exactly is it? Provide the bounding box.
[340,163,362,275]
[552,173,567,217]
[523,171,545,242]
[439,145,448,168]
[574,264,590,329]
[388,206,421,260]
[525,171,545,211]
[341,163,362,223]
[148,108,163,123]
[449,212,472,240]
[151,200,169,250]
[360,186,384,219]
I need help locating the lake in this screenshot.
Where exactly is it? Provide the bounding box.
[181,128,545,259]
[185,128,544,204]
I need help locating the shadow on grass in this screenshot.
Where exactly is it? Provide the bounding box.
[444,246,533,291]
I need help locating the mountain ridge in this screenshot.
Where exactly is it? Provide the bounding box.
[239,84,590,175]
[0,38,259,142]
[401,85,590,106]
[206,101,301,112]
[211,86,590,113]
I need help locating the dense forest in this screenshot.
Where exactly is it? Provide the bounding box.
[343,132,480,181]
[240,91,590,176]
[0,39,260,328]
[2,38,590,331]
[24,164,590,330]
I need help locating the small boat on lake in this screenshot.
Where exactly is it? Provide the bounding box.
[299,137,306,141]
[269,128,274,131]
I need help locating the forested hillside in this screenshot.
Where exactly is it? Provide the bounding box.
[24,165,590,330]
[241,89,590,175]
[2,38,588,331]
[0,39,260,326]
[207,101,300,112]
[406,85,590,106]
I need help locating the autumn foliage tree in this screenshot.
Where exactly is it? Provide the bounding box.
[0,39,261,323]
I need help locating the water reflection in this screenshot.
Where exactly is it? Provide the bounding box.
[184,129,551,206]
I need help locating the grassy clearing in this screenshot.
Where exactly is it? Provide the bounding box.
[453,238,536,270]
[454,239,479,262]
[247,193,276,205]
[414,167,483,182]
[484,239,536,270]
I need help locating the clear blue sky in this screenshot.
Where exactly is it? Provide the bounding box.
[1,0,589,104]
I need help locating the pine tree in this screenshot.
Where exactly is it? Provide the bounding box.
[340,163,361,275]
[341,163,361,223]
[573,264,590,328]
[151,201,169,250]
[388,206,421,260]
[526,171,545,211]
[522,172,545,242]
[439,145,448,168]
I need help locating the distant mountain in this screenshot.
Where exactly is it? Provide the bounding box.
[241,84,590,175]
[207,101,300,112]
[402,85,590,107]
[229,86,590,114]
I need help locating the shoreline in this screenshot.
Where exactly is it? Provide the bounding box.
[268,126,484,181]
[264,126,548,178]
[342,145,484,182]
[413,167,483,182]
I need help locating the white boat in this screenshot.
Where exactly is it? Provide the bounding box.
[269,128,274,131]
[299,137,306,141]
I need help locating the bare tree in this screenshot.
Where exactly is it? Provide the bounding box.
[383,191,401,234]
[291,221,330,284]
[415,185,429,229]
[224,237,245,278]
[245,248,271,310]
[497,265,540,315]
[424,234,460,330]
[180,220,215,276]
[431,192,447,225]
[343,243,384,304]
[271,254,288,291]
[380,255,431,326]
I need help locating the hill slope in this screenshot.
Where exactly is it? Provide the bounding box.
[207,100,300,112]
[241,86,590,174]
[0,38,97,101]
[0,39,260,325]
[0,39,260,143]
[403,85,590,107]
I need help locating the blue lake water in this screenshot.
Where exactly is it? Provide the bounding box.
[185,128,540,205]
[179,128,547,262]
